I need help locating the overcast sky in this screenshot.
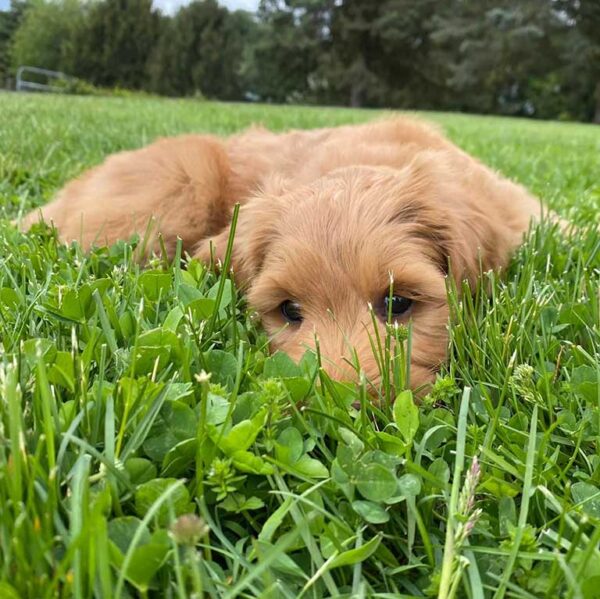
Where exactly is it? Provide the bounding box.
[156,0,260,15]
[0,0,260,14]
[219,0,260,11]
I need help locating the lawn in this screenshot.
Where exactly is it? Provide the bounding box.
[0,92,599,598]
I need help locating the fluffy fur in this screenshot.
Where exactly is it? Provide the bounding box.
[21,117,547,391]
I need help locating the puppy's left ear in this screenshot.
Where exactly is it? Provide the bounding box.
[437,203,515,290]
[194,190,285,288]
[399,152,526,289]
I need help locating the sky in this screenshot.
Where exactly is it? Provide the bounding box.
[155,0,259,15]
[0,0,260,14]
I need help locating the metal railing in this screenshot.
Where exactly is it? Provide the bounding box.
[16,66,76,93]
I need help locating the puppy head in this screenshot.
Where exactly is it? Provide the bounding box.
[196,156,510,392]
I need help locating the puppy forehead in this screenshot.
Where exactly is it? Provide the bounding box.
[271,169,427,261]
[283,167,404,221]
[277,162,443,242]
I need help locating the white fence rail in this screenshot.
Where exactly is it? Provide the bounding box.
[16,66,76,93]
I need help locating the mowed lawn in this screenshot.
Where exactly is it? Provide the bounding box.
[0,92,599,598]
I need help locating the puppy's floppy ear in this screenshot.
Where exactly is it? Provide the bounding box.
[435,203,514,290]
[394,152,517,289]
[194,177,289,287]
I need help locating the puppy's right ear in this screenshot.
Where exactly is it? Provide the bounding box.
[194,192,284,288]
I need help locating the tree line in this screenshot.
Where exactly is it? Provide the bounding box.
[1,0,599,123]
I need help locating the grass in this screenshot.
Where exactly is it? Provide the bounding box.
[0,92,599,598]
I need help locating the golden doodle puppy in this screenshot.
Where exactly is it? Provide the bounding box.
[21,117,548,390]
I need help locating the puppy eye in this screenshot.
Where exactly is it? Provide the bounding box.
[383,295,412,318]
[280,300,303,324]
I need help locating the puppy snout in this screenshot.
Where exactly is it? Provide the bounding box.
[320,353,361,383]
[316,337,380,387]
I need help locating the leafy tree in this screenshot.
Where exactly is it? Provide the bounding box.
[242,0,334,103]
[556,0,600,122]
[10,0,82,75]
[248,0,450,108]
[148,0,255,99]
[430,1,570,118]
[71,0,161,90]
[321,0,382,107]
[0,0,27,82]
[322,0,446,108]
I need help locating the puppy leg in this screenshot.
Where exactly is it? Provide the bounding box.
[20,135,232,257]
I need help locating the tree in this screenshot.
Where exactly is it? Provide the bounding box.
[430,1,570,118]
[71,0,161,89]
[323,0,446,108]
[322,0,382,107]
[248,0,450,109]
[10,0,82,75]
[556,0,600,122]
[0,0,27,83]
[148,0,255,99]
[241,0,334,103]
